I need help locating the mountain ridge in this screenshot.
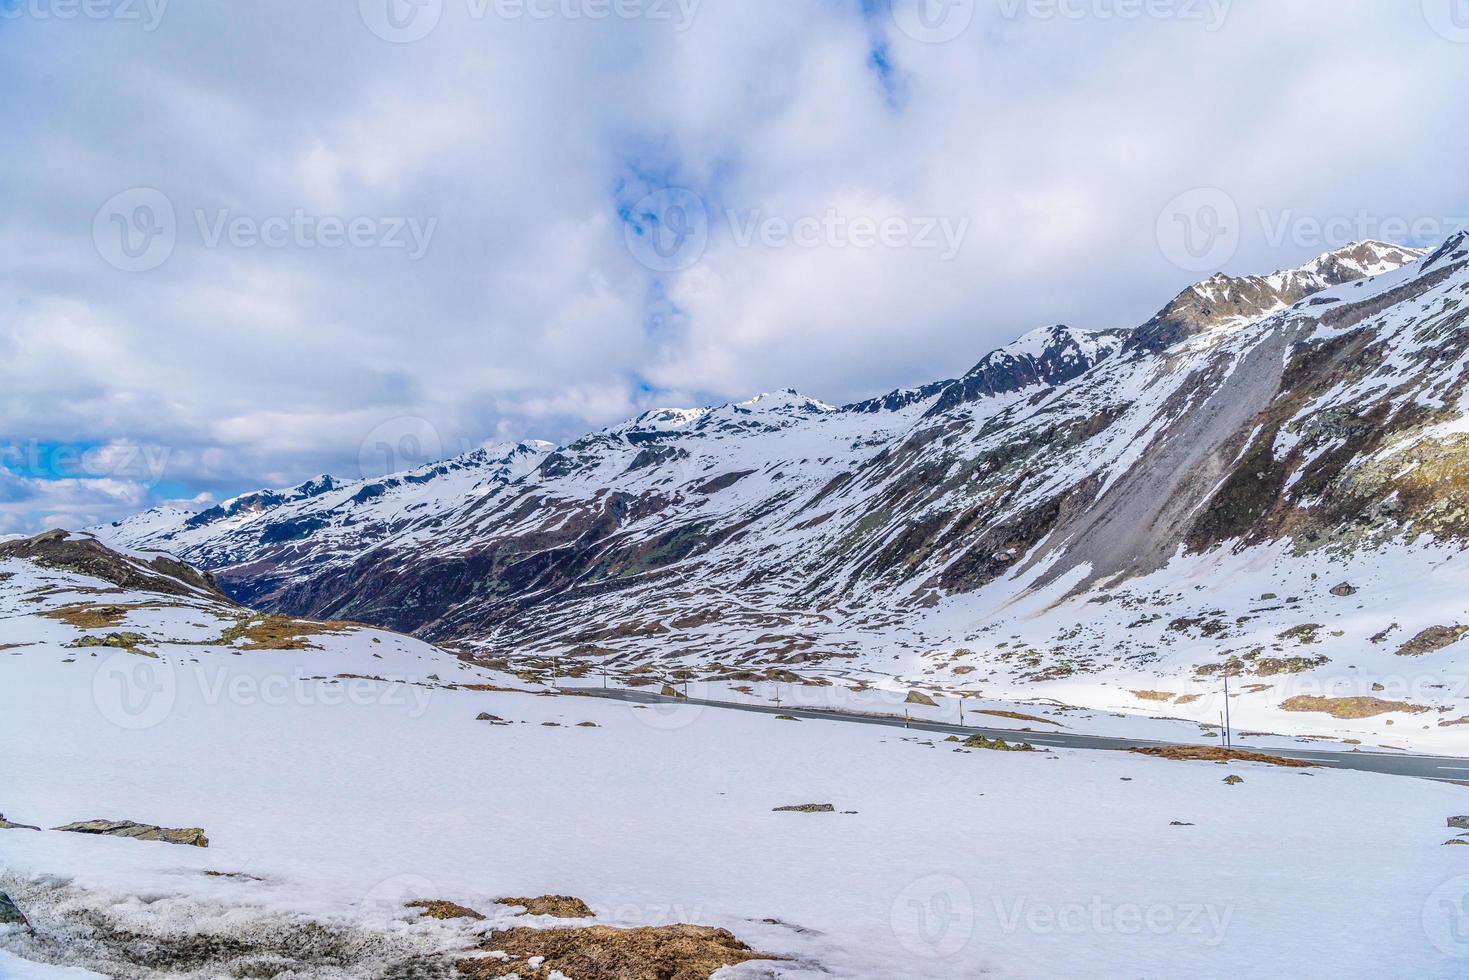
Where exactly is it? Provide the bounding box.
[92,238,1469,728]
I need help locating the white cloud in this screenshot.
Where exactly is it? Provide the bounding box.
[1,0,1467,531]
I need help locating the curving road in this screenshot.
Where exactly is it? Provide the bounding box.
[567,687,1469,783]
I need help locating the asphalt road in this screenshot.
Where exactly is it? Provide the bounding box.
[567,687,1469,783]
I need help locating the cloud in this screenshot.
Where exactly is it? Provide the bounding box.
[1,0,1467,532]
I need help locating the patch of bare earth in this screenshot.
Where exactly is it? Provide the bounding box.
[497,895,594,918]
[408,900,486,921]
[1280,695,1430,719]
[974,709,1062,726]
[1130,690,1175,702]
[215,614,357,651]
[1131,746,1315,768]
[39,604,136,629]
[457,924,770,980]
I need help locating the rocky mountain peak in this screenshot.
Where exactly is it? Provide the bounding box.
[1127,239,1426,354]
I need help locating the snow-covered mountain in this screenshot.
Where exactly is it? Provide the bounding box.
[96,238,1469,746]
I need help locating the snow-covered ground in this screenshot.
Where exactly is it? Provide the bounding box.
[3,552,1469,977]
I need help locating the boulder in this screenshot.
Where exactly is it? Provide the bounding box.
[0,891,28,929]
[1396,625,1469,657]
[1448,816,1469,830]
[963,734,1034,752]
[1329,583,1358,597]
[54,819,208,847]
[773,803,835,813]
[0,813,40,831]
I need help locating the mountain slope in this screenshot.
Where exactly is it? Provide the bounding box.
[94,238,1469,746]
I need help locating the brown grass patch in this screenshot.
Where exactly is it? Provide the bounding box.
[1130,690,1176,702]
[408,900,485,921]
[457,924,769,980]
[497,895,594,919]
[1280,695,1430,719]
[39,603,134,629]
[1174,694,1203,705]
[905,690,938,706]
[974,709,1062,726]
[215,614,355,651]
[1131,746,1315,768]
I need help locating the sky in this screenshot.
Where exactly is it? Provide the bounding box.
[2,0,1469,534]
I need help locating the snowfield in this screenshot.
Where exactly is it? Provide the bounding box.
[3,551,1469,978]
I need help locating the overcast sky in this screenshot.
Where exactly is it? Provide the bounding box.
[2,0,1468,533]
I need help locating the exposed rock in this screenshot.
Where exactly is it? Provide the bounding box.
[0,813,41,831]
[69,632,152,652]
[1170,821,1195,827]
[457,923,767,980]
[1223,775,1245,785]
[407,899,486,921]
[476,712,509,724]
[0,891,28,929]
[1395,625,1469,657]
[1449,816,1469,830]
[0,529,226,599]
[54,819,208,847]
[962,734,1034,752]
[497,895,595,918]
[1329,582,1358,597]
[772,803,836,813]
